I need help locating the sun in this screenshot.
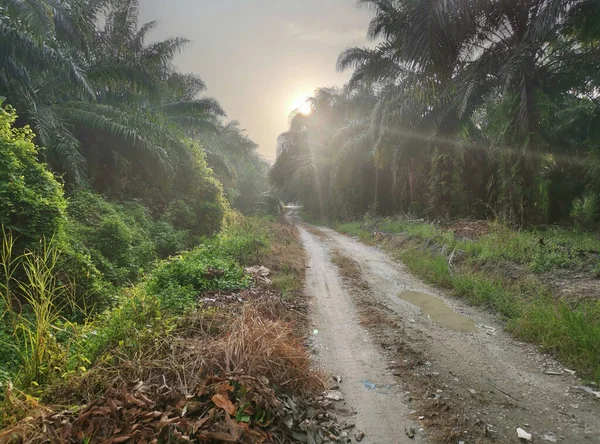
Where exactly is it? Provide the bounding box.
[291,95,312,115]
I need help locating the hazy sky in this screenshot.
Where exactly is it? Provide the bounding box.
[139,0,372,162]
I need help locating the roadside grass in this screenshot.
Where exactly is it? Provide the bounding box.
[258,218,306,300]
[336,218,600,383]
[397,248,453,288]
[272,274,301,299]
[339,217,600,273]
[334,222,375,244]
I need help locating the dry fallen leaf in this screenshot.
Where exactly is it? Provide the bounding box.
[225,412,245,440]
[202,431,238,442]
[212,393,236,415]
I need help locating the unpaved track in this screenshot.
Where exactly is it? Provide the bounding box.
[293,214,600,443]
[300,224,424,444]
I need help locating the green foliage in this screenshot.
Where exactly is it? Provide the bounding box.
[164,200,197,231]
[145,227,264,312]
[80,286,166,364]
[66,191,158,287]
[150,221,188,258]
[0,104,66,253]
[1,215,289,398]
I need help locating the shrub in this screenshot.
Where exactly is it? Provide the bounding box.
[164,199,226,239]
[151,221,188,258]
[66,191,158,287]
[0,103,66,253]
[164,199,196,231]
[54,231,114,314]
[94,216,133,263]
[80,286,164,363]
[170,141,228,237]
[146,246,250,313]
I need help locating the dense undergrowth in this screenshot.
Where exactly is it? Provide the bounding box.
[0,216,315,440]
[334,217,600,383]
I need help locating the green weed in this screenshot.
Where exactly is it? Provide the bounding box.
[272,273,302,300]
[398,248,452,287]
[452,273,522,319]
[0,228,76,389]
[146,247,250,313]
[512,300,600,381]
[335,222,374,244]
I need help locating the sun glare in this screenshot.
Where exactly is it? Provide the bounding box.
[291,95,312,115]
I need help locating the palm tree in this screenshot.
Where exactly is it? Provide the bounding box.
[1,0,226,192]
[334,0,600,222]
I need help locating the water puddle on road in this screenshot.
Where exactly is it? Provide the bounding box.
[398,291,476,333]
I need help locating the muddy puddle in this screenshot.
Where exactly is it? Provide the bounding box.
[398,291,476,332]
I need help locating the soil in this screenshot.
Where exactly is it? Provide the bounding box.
[290,210,600,443]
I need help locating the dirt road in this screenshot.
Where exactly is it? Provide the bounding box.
[294,214,600,443]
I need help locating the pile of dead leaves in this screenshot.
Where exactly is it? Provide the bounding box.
[3,375,355,444]
[447,220,490,239]
[5,376,282,443]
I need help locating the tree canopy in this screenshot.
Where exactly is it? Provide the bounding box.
[272,0,600,226]
[0,0,270,214]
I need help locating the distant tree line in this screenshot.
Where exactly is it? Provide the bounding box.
[271,0,600,226]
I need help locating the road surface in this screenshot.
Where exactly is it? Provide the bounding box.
[293,213,600,443]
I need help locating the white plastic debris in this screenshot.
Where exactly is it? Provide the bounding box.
[324,390,344,401]
[244,266,271,284]
[517,427,532,441]
[574,386,600,398]
[542,432,557,442]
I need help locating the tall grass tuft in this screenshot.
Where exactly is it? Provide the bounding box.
[0,227,75,389]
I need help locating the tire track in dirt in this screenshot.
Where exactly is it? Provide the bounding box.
[301,220,600,444]
[298,221,425,444]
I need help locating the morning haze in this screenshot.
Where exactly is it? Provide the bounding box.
[138,0,371,162]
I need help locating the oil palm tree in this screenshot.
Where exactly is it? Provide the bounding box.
[1,0,226,190]
[335,0,600,222]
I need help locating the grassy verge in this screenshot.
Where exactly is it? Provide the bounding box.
[0,216,323,442]
[335,217,600,382]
